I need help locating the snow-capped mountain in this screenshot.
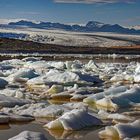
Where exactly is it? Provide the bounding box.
[0,21,140,47]
[129,25,140,30]
[0,19,40,25]
[86,21,105,28]
[0,19,139,34]
[7,20,140,34]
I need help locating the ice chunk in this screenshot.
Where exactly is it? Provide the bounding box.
[98,110,134,122]
[83,86,128,111]
[0,78,8,88]
[134,74,140,82]
[96,98,118,112]
[111,87,140,107]
[47,61,66,69]
[0,114,9,123]
[0,94,30,107]
[44,69,79,84]
[2,103,88,118]
[99,120,140,139]
[8,131,47,140]
[47,85,64,94]
[22,57,42,62]
[85,60,99,71]
[45,109,102,130]
[9,68,39,82]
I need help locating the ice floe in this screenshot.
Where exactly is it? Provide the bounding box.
[8,68,39,82]
[2,102,88,118]
[98,110,134,123]
[47,85,64,94]
[0,111,34,124]
[45,109,102,130]
[83,86,128,111]
[8,131,47,140]
[0,58,140,140]
[0,78,8,88]
[0,94,30,107]
[99,120,140,139]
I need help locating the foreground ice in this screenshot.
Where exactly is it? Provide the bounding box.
[8,131,47,140]
[2,102,87,118]
[8,68,39,82]
[99,120,140,139]
[0,58,140,139]
[83,86,140,111]
[98,110,134,123]
[45,109,102,130]
[0,94,30,107]
[83,86,128,111]
[0,78,8,88]
[0,112,34,123]
[43,69,102,85]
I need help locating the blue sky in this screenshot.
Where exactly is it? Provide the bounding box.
[0,0,139,26]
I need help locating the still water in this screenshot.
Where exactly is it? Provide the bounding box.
[0,121,102,140]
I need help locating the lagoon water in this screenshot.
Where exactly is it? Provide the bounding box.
[0,122,101,140]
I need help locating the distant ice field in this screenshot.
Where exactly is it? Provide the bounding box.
[0,27,140,47]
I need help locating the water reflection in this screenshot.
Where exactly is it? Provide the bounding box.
[48,99,70,105]
[45,126,102,140]
[0,124,10,130]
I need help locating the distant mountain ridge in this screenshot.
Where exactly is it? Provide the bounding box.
[5,20,140,34]
[129,25,140,30]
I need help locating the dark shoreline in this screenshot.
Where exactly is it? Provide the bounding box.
[0,38,140,55]
[0,37,140,62]
[0,53,140,63]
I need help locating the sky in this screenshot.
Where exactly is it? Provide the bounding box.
[0,0,139,26]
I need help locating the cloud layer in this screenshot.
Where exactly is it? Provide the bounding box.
[54,0,135,4]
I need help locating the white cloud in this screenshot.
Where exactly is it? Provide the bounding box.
[54,0,136,4]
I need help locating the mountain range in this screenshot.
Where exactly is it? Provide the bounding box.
[7,20,140,34]
[129,25,140,30]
